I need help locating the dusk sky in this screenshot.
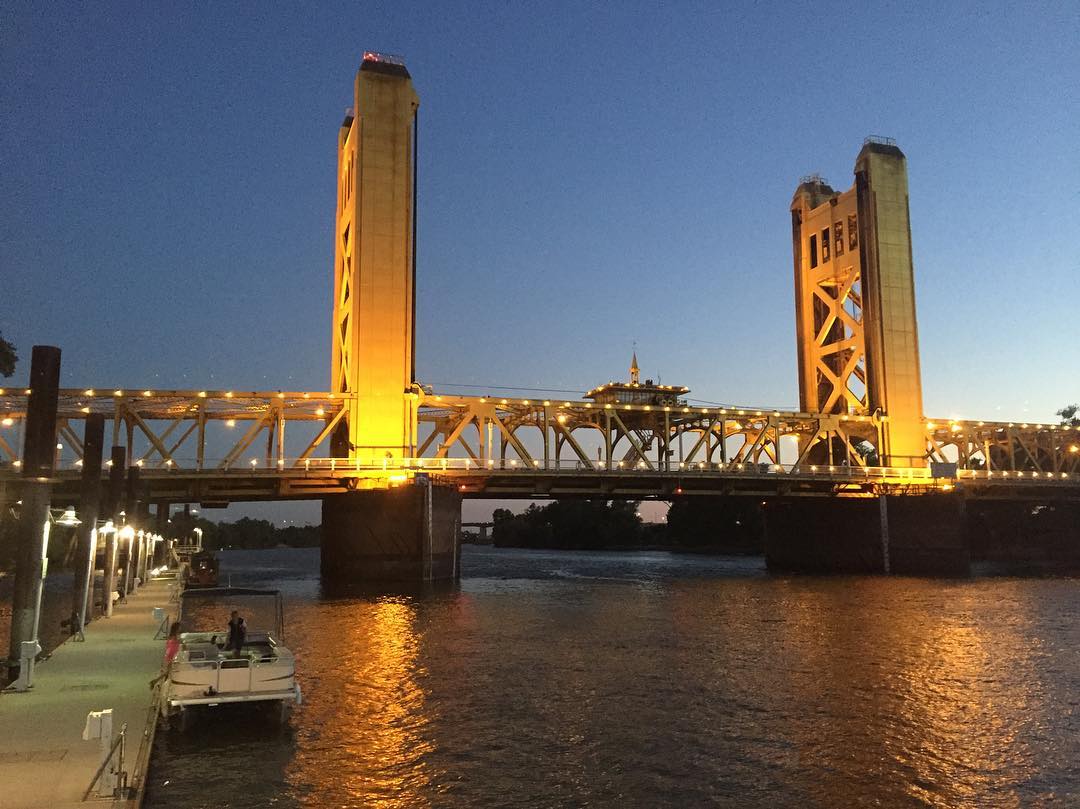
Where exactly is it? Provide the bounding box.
[2,2,1077,524]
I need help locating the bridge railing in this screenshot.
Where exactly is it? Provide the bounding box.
[7,455,1074,486]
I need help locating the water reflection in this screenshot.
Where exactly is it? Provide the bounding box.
[289,598,432,808]
[145,548,1080,808]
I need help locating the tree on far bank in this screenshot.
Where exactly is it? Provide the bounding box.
[1058,404,1079,427]
[0,334,16,378]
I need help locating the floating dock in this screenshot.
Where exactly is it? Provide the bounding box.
[0,576,173,808]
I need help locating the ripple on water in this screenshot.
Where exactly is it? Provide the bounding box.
[144,547,1080,809]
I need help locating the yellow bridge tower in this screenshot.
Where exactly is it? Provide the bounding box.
[791,139,925,466]
[332,52,420,464]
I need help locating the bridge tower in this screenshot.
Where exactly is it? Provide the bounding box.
[331,52,420,463]
[791,139,925,466]
[323,54,461,584]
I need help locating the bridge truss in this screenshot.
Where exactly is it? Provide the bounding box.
[0,388,1077,503]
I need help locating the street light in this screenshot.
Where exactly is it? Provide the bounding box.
[119,525,135,601]
[14,506,83,691]
[193,526,203,552]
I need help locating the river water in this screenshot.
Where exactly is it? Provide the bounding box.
[145,547,1080,808]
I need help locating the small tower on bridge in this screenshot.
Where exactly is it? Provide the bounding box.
[791,139,925,466]
[331,52,420,464]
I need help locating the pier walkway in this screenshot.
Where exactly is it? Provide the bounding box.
[0,577,173,808]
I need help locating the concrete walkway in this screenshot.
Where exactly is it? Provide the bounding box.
[0,577,175,808]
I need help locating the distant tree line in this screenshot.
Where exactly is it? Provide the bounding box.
[491,497,765,553]
[169,513,319,551]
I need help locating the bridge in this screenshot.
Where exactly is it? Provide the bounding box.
[2,52,1078,634]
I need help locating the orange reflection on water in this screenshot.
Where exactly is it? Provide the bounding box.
[289,598,433,808]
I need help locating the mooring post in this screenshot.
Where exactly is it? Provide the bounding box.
[74,413,105,633]
[102,446,126,617]
[7,346,61,682]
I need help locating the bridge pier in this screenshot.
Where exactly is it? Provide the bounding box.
[321,480,462,584]
[764,494,969,576]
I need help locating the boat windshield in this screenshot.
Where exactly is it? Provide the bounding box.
[178,589,284,639]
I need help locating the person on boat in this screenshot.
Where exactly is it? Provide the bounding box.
[227,610,246,655]
[150,622,182,689]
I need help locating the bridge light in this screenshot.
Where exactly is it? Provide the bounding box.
[277,392,285,399]
[315,407,325,416]
[226,391,234,398]
[114,389,124,396]
[80,407,90,414]
[675,487,683,494]
[1070,446,1079,453]
[557,415,567,424]
[563,402,571,407]
[926,422,935,429]
[136,459,144,467]
[84,389,95,397]
[198,391,207,398]
[13,460,21,467]
[226,419,236,428]
[143,390,152,397]
[0,418,12,427]
[810,465,817,472]
[479,398,486,403]
[250,458,258,467]
[543,401,550,406]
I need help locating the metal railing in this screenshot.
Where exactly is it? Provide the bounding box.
[12,455,1072,485]
[82,722,128,801]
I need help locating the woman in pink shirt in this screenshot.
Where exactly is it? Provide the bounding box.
[150,622,181,690]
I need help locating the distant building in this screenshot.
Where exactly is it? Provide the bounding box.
[584,353,689,407]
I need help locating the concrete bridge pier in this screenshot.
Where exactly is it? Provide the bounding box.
[764,494,969,576]
[321,479,462,584]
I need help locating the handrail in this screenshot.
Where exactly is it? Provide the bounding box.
[82,721,128,801]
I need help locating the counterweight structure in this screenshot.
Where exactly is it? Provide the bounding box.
[791,139,925,466]
[332,53,420,466]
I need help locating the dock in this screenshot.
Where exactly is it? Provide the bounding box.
[0,576,173,808]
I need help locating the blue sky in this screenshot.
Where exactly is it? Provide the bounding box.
[2,2,1077,523]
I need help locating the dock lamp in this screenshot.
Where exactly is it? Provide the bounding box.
[14,506,81,692]
[76,519,114,640]
[119,525,136,600]
[193,526,203,552]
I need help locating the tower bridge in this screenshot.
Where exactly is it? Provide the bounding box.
[1,53,1078,592]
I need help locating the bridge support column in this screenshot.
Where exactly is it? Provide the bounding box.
[321,480,462,584]
[764,494,969,576]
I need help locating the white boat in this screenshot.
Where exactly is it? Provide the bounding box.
[162,587,302,725]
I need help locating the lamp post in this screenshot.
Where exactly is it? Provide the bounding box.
[193,526,203,553]
[13,506,80,691]
[119,524,135,600]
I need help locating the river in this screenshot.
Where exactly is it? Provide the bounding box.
[144,546,1080,808]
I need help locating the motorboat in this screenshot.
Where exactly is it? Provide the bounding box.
[185,551,220,588]
[161,587,302,727]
